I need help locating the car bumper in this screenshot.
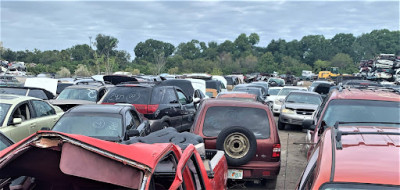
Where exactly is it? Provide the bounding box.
[229,161,280,179]
[280,113,313,126]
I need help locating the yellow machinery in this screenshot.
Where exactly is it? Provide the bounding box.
[318,67,340,79]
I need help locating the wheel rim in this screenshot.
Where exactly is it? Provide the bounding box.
[223,132,250,159]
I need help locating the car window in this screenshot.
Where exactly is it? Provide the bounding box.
[57,88,98,102]
[125,111,134,130]
[177,91,187,104]
[322,100,400,127]
[0,88,27,96]
[31,100,55,117]
[203,106,270,139]
[163,88,178,104]
[299,147,319,190]
[130,110,141,127]
[0,134,12,151]
[28,89,48,100]
[0,103,11,126]
[53,113,123,138]
[102,87,151,104]
[268,88,281,95]
[286,93,322,105]
[11,103,31,122]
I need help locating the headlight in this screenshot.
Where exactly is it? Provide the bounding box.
[281,108,295,114]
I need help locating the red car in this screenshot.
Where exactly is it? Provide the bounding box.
[296,123,400,189]
[0,131,228,190]
[303,88,400,157]
[191,99,280,188]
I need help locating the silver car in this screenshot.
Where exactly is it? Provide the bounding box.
[277,91,322,130]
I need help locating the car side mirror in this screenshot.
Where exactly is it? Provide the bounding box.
[302,119,315,130]
[12,118,22,125]
[193,97,201,104]
[169,100,179,104]
[127,129,140,137]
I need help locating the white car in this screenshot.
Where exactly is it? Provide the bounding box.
[272,86,307,115]
[266,87,283,110]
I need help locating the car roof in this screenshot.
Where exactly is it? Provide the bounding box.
[66,85,105,90]
[329,88,400,102]
[0,94,40,104]
[217,93,257,99]
[269,87,283,89]
[282,86,307,89]
[318,126,400,186]
[202,98,267,109]
[68,104,131,114]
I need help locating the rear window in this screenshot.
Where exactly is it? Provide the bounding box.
[203,106,270,139]
[102,87,151,104]
[0,88,27,96]
[28,89,48,100]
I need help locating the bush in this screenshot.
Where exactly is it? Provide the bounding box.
[56,67,71,77]
[74,64,92,77]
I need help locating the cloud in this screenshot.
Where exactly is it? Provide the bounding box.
[1,0,398,55]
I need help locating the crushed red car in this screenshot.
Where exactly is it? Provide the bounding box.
[0,131,228,190]
[191,99,280,188]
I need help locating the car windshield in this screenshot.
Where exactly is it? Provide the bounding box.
[225,77,234,85]
[278,88,304,96]
[57,88,98,102]
[0,103,11,126]
[286,93,321,105]
[268,78,284,84]
[53,113,123,139]
[320,183,400,190]
[311,82,326,87]
[102,87,151,104]
[203,106,270,139]
[0,88,27,96]
[268,88,281,95]
[322,100,400,127]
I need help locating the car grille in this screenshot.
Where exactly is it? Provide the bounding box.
[296,109,314,115]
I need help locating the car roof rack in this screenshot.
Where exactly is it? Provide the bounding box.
[332,121,400,150]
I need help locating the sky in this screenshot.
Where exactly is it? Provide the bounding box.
[1,0,399,56]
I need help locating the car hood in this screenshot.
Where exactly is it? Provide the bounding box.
[284,103,319,110]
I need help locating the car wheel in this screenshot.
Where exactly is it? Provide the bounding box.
[216,126,257,166]
[278,120,285,130]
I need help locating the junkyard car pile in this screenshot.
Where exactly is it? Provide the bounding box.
[359,53,400,82]
[0,72,399,190]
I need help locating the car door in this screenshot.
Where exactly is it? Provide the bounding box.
[3,102,35,142]
[30,100,59,131]
[176,89,195,131]
[162,87,181,128]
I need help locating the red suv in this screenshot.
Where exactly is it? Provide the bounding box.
[296,122,400,190]
[191,99,280,188]
[303,88,400,157]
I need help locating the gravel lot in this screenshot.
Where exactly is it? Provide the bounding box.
[229,117,308,190]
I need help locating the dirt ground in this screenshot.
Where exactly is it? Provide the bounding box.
[229,117,308,190]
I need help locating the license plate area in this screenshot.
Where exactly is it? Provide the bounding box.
[227,169,243,179]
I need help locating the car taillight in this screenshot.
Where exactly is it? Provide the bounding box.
[147,104,159,114]
[134,104,147,114]
[272,144,281,158]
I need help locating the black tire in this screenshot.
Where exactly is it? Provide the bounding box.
[278,120,285,130]
[216,126,257,166]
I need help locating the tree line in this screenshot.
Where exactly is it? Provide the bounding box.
[0,29,399,77]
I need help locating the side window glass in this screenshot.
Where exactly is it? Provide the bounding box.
[11,103,31,122]
[32,100,55,117]
[28,90,48,100]
[299,147,319,190]
[177,91,187,104]
[125,111,134,130]
[130,110,141,127]
[151,154,184,190]
[163,88,178,104]
[186,155,206,190]
[98,89,106,101]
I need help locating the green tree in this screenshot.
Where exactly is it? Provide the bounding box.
[313,60,331,73]
[257,52,277,73]
[134,39,174,63]
[56,67,71,77]
[330,53,356,74]
[74,64,92,77]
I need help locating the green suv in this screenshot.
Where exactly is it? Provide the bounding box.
[0,95,63,142]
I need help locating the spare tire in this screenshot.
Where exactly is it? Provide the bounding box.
[216,126,257,166]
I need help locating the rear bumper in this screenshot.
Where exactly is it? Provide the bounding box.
[229,161,281,179]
